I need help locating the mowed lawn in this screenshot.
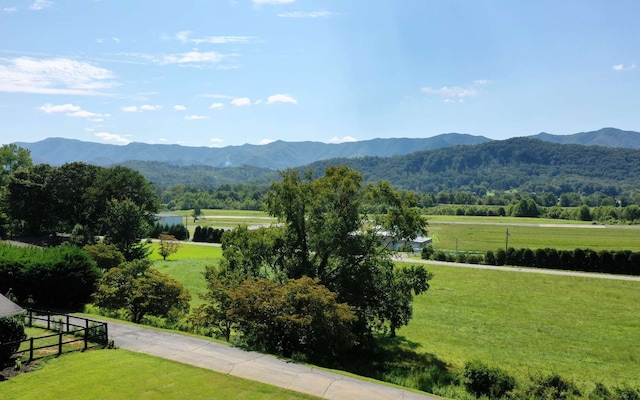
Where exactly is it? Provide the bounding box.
[428,220,640,252]
[400,263,640,388]
[0,350,319,400]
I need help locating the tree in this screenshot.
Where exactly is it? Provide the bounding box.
[204,166,432,344]
[83,243,125,270]
[93,259,191,323]
[102,199,151,261]
[0,144,32,187]
[158,233,180,260]
[228,277,356,362]
[192,203,202,222]
[0,317,26,364]
[6,164,58,236]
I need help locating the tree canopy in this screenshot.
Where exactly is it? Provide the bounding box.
[199,166,432,355]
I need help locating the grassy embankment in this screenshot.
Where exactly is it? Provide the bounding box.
[149,212,640,391]
[0,350,319,400]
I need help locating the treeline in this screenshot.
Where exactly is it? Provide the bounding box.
[150,223,189,241]
[0,244,101,308]
[159,183,268,211]
[192,226,226,243]
[2,162,158,238]
[422,246,640,276]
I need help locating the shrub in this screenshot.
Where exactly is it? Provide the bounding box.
[0,317,26,364]
[526,373,580,400]
[421,245,434,260]
[485,250,496,265]
[462,361,515,399]
[83,243,125,270]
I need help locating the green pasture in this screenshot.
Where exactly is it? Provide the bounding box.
[148,242,223,261]
[153,259,215,308]
[169,209,277,230]
[156,253,640,390]
[428,221,640,252]
[0,350,319,400]
[400,262,640,389]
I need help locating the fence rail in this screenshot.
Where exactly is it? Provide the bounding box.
[6,310,109,362]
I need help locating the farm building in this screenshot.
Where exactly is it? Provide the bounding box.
[0,292,24,318]
[155,214,183,226]
[378,230,432,252]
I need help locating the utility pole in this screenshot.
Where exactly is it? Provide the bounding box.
[505,228,510,265]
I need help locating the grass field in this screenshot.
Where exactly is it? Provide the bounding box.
[153,259,215,308]
[428,221,640,252]
[148,242,223,261]
[0,350,319,400]
[399,262,640,389]
[154,254,640,390]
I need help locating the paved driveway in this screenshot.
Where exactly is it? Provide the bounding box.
[92,318,440,400]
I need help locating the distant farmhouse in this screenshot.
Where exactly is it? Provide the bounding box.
[0,292,24,319]
[377,230,432,252]
[155,214,183,227]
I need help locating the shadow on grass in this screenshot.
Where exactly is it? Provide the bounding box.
[334,335,458,394]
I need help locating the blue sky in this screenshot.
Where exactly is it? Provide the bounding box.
[0,0,638,147]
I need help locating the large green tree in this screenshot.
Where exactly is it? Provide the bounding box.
[0,144,32,187]
[93,259,191,324]
[6,164,58,236]
[203,166,432,345]
[102,199,152,261]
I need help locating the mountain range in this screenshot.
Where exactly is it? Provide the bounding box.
[14,127,640,171]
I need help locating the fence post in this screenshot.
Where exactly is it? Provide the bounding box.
[104,323,109,346]
[66,315,70,333]
[58,332,62,356]
[28,310,33,327]
[29,337,34,361]
[47,312,51,330]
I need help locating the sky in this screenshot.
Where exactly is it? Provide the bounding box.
[0,0,639,148]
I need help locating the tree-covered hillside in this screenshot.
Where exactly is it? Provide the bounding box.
[302,138,640,196]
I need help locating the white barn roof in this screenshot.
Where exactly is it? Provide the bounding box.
[0,293,25,318]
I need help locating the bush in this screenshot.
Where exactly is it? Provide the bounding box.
[462,361,515,399]
[0,317,26,364]
[421,245,434,260]
[83,243,125,270]
[526,373,580,400]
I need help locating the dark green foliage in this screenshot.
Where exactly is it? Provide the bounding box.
[484,246,640,275]
[102,199,152,261]
[526,374,580,400]
[462,361,515,399]
[83,243,125,270]
[0,244,100,308]
[150,223,189,240]
[421,245,434,259]
[192,226,225,243]
[226,277,357,363]
[0,317,26,364]
[93,259,191,324]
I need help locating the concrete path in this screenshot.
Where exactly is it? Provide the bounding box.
[91,318,440,400]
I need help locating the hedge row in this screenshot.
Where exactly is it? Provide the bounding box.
[0,244,101,308]
[192,226,226,243]
[150,223,189,241]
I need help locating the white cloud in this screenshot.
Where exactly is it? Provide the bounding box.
[328,136,357,143]
[253,0,295,4]
[0,57,117,95]
[231,97,251,107]
[95,132,130,144]
[210,138,225,146]
[260,139,275,145]
[3,7,18,13]
[112,38,120,43]
[173,105,187,111]
[140,104,161,111]
[38,103,109,119]
[29,0,54,11]
[278,11,334,18]
[267,94,298,105]
[209,102,224,109]
[175,31,254,44]
[421,86,477,99]
[613,63,636,71]
[122,105,161,112]
[160,51,227,65]
[473,79,491,86]
[185,114,209,120]
[96,38,104,43]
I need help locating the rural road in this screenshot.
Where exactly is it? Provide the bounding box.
[84,318,440,400]
[397,255,640,281]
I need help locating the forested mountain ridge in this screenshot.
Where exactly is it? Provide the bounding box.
[301,137,640,196]
[529,127,640,148]
[14,133,490,169]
